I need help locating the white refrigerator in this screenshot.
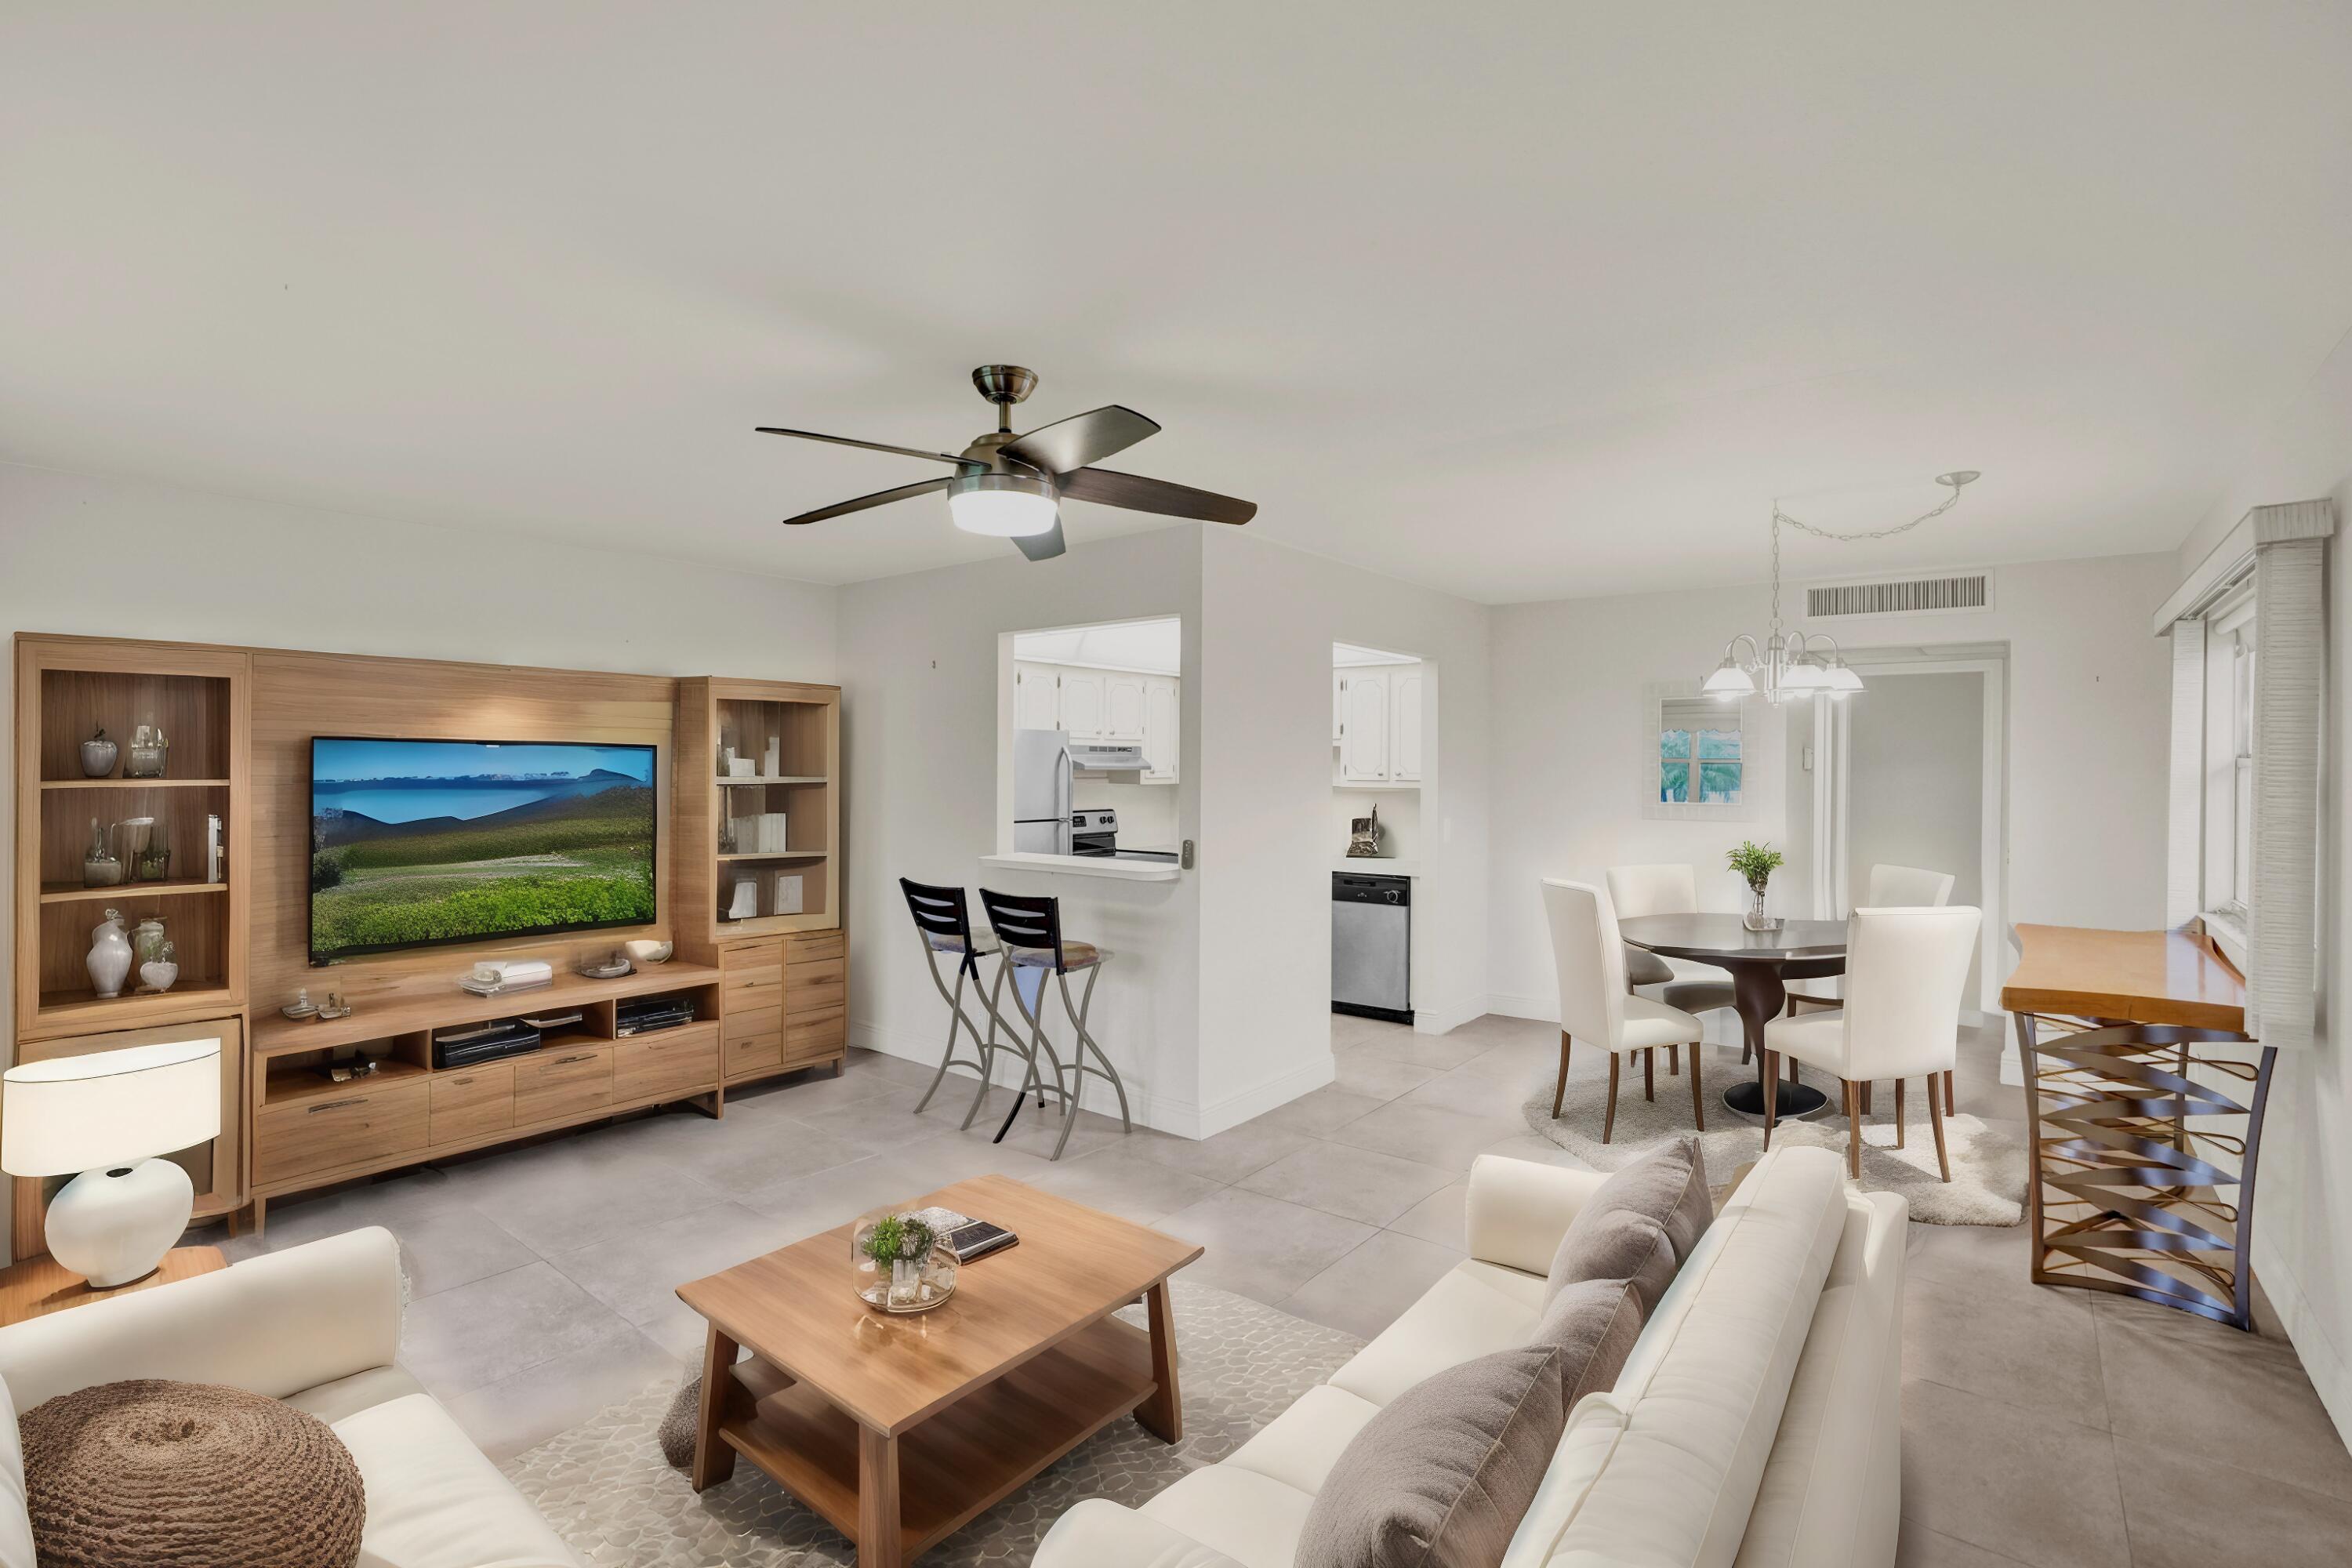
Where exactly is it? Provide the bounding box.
[1013,728,1074,855]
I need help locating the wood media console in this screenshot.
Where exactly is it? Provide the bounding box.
[10,633,848,1249]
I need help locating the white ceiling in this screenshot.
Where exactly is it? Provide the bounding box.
[5,5,2350,603]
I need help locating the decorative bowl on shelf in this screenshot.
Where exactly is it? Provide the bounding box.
[850,1208,959,1314]
[622,939,673,965]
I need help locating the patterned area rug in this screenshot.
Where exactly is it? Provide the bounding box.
[502,1281,1363,1566]
[1521,1069,2027,1226]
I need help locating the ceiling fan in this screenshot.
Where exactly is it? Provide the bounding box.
[759,365,1256,563]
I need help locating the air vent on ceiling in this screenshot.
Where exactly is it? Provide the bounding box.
[1806,572,1991,619]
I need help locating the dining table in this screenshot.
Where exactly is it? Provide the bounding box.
[1619,913,1849,1120]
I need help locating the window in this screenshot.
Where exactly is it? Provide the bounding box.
[2201,584,2256,935]
[1658,699,1742,805]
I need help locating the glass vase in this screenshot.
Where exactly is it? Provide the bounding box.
[1743,884,1773,931]
[850,1208,959,1314]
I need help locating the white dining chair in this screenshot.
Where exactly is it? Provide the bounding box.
[1543,878,1708,1140]
[1788,862,1964,1112]
[1604,863,1734,1073]
[1761,904,1981,1179]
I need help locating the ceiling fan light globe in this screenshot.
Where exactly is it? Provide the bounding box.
[947,473,1059,538]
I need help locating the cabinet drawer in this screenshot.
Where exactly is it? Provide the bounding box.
[784,978,845,1018]
[724,1004,782,1045]
[786,931,844,964]
[513,1044,613,1126]
[784,1009,845,1065]
[256,1082,428,1187]
[614,1026,719,1103]
[784,955,845,992]
[722,938,785,973]
[429,1062,514,1145]
[725,1026,786,1078]
[722,966,783,1006]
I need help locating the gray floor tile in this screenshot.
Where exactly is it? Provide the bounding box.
[1345,1027,1494,1072]
[630,1109,874,1195]
[441,1319,683,1463]
[1236,1140,1454,1228]
[1281,1230,1465,1341]
[1152,1187,1377,1306]
[1903,1258,2106,1425]
[2093,1289,2352,1504]
[1900,1377,2129,1568]
[1332,1051,1444,1102]
[2112,1433,2352,1567]
[1895,1521,2033,1566]
[1027,1147,1227,1225]
[462,1139,726,1255]
[1258,1083,1387,1136]
[1325,1098,1525,1171]
[400,1261,634,1401]
[1394,1065,1544,1122]
[1123,1119,1320,1185]
[546,1200,797,1326]
[1387,1180,1469,1251]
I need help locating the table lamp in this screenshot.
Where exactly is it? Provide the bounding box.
[1,1036,220,1287]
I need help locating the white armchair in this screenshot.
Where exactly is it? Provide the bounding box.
[1606,863,1736,1069]
[1762,905,1980,1178]
[1543,879,1708,1138]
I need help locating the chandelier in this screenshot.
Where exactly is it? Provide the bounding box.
[1700,470,1979,703]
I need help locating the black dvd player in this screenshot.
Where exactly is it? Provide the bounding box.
[616,995,696,1036]
[433,1019,543,1069]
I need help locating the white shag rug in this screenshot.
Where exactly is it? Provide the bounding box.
[1521,1069,2027,1226]
[502,1280,1363,1566]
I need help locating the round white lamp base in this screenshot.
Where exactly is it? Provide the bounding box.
[45,1159,194,1287]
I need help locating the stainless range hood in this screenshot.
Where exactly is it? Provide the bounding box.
[1068,741,1149,776]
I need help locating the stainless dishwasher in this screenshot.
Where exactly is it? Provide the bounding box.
[1333,872,1412,1024]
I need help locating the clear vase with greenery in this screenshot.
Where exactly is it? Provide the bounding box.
[1726,840,1785,931]
[851,1209,957,1312]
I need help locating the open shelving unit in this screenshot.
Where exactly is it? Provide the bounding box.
[678,678,841,938]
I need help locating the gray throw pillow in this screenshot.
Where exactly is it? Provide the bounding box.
[1530,1273,1647,1408]
[1296,1342,1569,1568]
[1540,1137,1711,1314]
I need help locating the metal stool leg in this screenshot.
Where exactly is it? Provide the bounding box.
[994,961,1069,1145]
[1050,963,1129,1161]
[911,945,994,1115]
[957,954,1015,1131]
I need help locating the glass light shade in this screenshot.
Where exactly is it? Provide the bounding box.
[1779,654,1830,692]
[1,1036,220,1176]
[1825,662,1864,694]
[1700,659,1755,698]
[947,473,1059,538]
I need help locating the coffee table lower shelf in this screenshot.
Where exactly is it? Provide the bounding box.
[719,1312,1156,1562]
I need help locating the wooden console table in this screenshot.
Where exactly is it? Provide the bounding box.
[0,1245,226,1327]
[2002,924,2267,1329]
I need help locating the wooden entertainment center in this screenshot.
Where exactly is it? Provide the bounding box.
[9,634,846,1251]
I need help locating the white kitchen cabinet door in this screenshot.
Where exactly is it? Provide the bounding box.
[1103,673,1149,741]
[1390,668,1425,782]
[1142,676,1180,782]
[1014,662,1062,731]
[1340,670,1391,781]
[1058,668,1107,740]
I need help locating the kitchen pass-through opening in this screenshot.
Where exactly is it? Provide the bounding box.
[999,615,1183,869]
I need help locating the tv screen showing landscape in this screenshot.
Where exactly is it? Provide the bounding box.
[309,737,658,963]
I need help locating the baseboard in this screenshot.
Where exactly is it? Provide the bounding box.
[1183,1053,1336,1140]
[1413,992,1486,1036]
[1486,990,1559,1023]
[2250,1236,2352,1453]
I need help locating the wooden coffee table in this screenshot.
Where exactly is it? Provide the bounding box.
[675,1174,1203,1567]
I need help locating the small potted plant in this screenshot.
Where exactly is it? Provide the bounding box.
[1726,840,1785,931]
[851,1209,957,1313]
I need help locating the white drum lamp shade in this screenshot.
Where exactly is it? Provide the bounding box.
[2,1036,220,1287]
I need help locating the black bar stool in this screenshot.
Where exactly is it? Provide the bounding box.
[975,887,1132,1160]
[898,878,1031,1132]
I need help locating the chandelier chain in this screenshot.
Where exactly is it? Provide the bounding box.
[1771,482,1966,543]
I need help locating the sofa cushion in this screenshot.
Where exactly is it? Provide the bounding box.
[1529,1274,1647,1408]
[1329,1260,1548,1408]
[1298,1341,1570,1568]
[1502,1146,1848,1568]
[1225,1385,1382,1497]
[0,1375,34,1568]
[1540,1137,1711,1315]
[1139,1465,1315,1568]
[285,1365,428,1426]
[331,1393,578,1568]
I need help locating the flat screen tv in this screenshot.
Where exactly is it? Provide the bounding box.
[308,736,658,964]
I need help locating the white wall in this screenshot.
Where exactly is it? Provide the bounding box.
[1486,551,2178,1018]
[1846,670,1986,999]
[2171,336,2352,1448]
[836,527,1206,1130]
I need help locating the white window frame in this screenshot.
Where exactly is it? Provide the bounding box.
[1639,681,1766,823]
[2198,581,2256,966]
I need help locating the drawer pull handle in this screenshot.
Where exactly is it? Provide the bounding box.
[450,1076,474,1087]
[308,1098,365,1114]
[551,1053,597,1066]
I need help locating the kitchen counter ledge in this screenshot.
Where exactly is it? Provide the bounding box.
[980,852,1181,883]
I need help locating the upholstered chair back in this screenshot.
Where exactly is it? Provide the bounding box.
[1604,863,1699,920]
[1864,862,1956,908]
[1839,905,1981,1080]
[1544,878,1629,1046]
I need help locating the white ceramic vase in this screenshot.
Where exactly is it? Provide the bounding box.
[45,1159,194,1287]
[140,960,179,993]
[85,910,132,999]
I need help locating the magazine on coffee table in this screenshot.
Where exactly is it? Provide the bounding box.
[905,1205,1018,1263]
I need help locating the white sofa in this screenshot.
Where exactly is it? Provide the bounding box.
[1037,1145,1904,1568]
[0,1227,578,1568]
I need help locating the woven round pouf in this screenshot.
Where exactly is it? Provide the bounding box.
[21,1379,365,1568]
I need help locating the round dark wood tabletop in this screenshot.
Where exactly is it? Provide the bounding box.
[1617,912,1848,962]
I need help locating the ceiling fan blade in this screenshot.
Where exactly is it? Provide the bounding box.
[999,405,1161,475]
[1012,517,1067,563]
[1060,466,1256,525]
[781,476,951,527]
[757,426,983,470]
